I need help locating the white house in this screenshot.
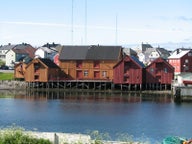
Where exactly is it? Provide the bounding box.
[0,44,16,62]
[35,47,57,60]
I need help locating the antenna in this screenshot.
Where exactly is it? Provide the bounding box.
[84,0,87,45]
[115,14,118,45]
[71,0,74,45]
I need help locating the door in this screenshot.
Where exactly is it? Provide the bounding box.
[94,71,100,79]
[76,70,83,79]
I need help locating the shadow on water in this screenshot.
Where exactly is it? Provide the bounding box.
[1,89,174,103]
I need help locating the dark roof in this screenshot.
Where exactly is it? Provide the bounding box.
[156,48,170,59]
[59,46,90,60]
[23,56,33,64]
[130,56,145,68]
[141,43,153,52]
[59,45,122,60]
[0,44,17,50]
[39,58,60,68]
[12,44,36,58]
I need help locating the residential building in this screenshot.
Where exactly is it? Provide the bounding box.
[137,47,170,65]
[35,46,57,60]
[0,44,16,62]
[5,43,36,67]
[168,48,192,75]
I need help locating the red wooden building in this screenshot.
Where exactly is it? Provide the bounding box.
[168,49,192,75]
[145,57,174,90]
[113,55,145,90]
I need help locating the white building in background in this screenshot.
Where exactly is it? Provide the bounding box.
[0,44,16,62]
[35,47,57,60]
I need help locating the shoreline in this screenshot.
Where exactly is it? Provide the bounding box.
[0,130,148,144]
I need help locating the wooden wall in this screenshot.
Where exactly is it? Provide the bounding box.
[113,56,144,84]
[59,60,117,81]
[146,58,174,84]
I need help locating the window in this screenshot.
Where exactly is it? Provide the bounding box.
[188,52,192,56]
[102,71,107,78]
[150,68,154,73]
[164,68,168,73]
[34,63,40,72]
[34,75,39,80]
[76,61,82,68]
[94,61,100,68]
[84,70,88,77]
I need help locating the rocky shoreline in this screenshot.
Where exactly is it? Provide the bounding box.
[29,131,146,144]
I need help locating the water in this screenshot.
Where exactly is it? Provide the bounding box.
[0,90,192,143]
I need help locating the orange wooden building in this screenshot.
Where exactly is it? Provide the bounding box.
[59,45,124,81]
[24,58,64,82]
[14,57,33,80]
[14,62,28,79]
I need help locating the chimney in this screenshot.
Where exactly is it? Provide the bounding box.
[177,49,179,54]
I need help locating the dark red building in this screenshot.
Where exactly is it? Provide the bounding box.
[145,57,174,90]
[113,55,145,90]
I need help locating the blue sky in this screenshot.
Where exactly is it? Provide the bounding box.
[0,0,192,48]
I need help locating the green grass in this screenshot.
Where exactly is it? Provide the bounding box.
[0,72,14,80]
[0,126,51,144]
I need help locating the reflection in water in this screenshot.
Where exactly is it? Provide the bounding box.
[13,89,173,103]
[1,90,191,143]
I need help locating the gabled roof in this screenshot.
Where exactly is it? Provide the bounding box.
[26,58,60,69]
[11,44,36,58]
[141,43,153,52]
[59,45,122,60]
[156,48,170,59]
[123,48,137,56]
[38,58,60,68]
[168,49,190,59]
[113,55,145,69]
[146,57,174,70]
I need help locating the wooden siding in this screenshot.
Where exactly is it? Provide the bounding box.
[14,62,27,79]
[146,58,174,84]
[168,59,180,73]
[59,60,117,81]
[25,59,61,82]
[113,56,144,84]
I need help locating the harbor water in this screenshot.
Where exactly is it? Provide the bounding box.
[0,90,192,143]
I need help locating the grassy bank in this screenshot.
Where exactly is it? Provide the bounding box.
[0,126,51,144]
[0,72,14,80]
[0,126,154,144]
